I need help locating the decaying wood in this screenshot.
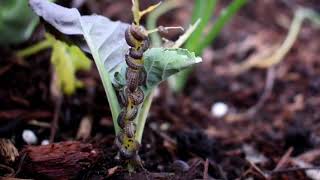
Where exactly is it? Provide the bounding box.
[0,138,19,164]
[20,141,102,179]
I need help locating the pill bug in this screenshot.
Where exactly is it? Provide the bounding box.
[115,24,149,162]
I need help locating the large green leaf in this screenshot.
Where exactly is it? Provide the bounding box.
[0,0,39,45]
[29,0,129,72]
[113,48,202,94]
[29,0,129,125]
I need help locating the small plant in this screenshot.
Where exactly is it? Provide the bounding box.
[29,0,202,169]
[17,33,92,95]
[16,33,92,142]
[167,0,247,92]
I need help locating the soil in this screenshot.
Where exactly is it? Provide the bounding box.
[1,0,320,179]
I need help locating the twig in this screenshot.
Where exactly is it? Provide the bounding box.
[274,147,293,171]
[146,0,182,47]
[203,158,209,180]
[14,153,27,177]
[247,160,268,179]
[28,120,51,128]
[269,166,320,175]
[49,69,63,143]
[49,96,62,143]
[246,67,276,116]
[297,149,320,163]
[172,19,201,48]
[226,67,276,122]
[0,164,15,177]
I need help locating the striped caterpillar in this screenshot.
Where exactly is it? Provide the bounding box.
[115,25,149,161]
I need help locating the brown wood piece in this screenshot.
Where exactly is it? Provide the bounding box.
[20,141,102,179]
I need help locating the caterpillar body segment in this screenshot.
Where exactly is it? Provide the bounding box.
[125,54,144,70]
[126,68,141,92]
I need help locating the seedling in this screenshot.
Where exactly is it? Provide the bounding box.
[17,33,92,95]
[29,0,202,169]
[16,33,92,142]
[163,0,247,92]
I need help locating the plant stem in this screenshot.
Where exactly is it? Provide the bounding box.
[196,0,247,55]
[171,0,247,93]
[16,39,51,57]
[185,0,217,51]
[81,29,121,135]
[172,19,201,49]
[146,0,181,47]
[135,90,154,143]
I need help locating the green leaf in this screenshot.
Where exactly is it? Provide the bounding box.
[29,0,128,133]
[196,0,247,54]
[112,48,202,94]
[29,0,129,72]
[50,35,92,95]
[0,0,39,45]
[185,0,217,52]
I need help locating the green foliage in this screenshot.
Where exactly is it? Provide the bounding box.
[0,0,39,45]
[29,0,202,135]
[113,48,201,94]
[49,35,92,95]
[171,0,247,92]
[17,33,92,95]
[195,0,247,54]
[185,0,217,53]
[146,0,181,47]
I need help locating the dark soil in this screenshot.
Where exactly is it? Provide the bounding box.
[1,0,320,179]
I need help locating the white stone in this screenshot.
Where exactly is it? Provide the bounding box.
[22,129,38,144]
[41,139,50,145]
[211,102,228,118]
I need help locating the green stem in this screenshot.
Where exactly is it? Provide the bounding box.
[170,0,247,92]
[196,0,247,55]
[135,90,154,143]
[172,19,201,48]
[185,0,217,51]
[16,39,52,57]
[81,30,121,135]
[146,0,181,47]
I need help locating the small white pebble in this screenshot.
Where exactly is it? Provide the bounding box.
[211,102,228,118]
[41,139,49,145]
[160,123,170,131]
[22,130,38,144]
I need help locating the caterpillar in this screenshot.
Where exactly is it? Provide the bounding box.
[115,24,149,161]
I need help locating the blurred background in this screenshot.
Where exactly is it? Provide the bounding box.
[0,0,320,179]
